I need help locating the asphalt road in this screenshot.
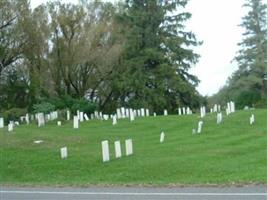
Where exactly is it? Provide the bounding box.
[1,185,266,200]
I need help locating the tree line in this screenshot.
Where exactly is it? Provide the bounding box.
[0,0,205,114]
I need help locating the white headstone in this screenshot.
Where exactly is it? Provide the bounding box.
[197,121,203,133]
[57,121,62,126]
[8,122,13,132]
[101,140,110,162]
[26,114,30,125]
[60,147,68,159]
[129,109,135,121]
[164,109,168,116]
[217,113,223,124]
[67,110,70,121]
[145,109,149,116]
[79,111,84,122]
[125,139,133,156]
[0,118,4,128]
[116,108,121,119]
[73,116,79,129]
[153,112,156,117]
[141,108,145,117]
[250,114,255,125]
[114,140,122,158]
[178,108,182,115]
[112,115,117,125]
[160,132,165,143]
[84,113,89,121]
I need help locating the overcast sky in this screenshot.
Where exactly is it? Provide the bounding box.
[31,0,267,96]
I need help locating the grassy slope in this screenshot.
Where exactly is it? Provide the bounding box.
[0,109,267,186]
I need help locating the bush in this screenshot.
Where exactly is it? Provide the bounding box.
[0,108,27,123]
[33,102,55,114]
[71,99,97,114]
[235,90,261,109]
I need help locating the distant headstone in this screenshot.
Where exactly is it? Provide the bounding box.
[112,115,117,125]
[146,109,149,117]
[129,109,135,121]
[197,121,203,133]
[8,122,13,132]
[57,121,62,126]
[178,108,182,116]
[121,107,126,118]
[73,116,79,129]
[114,140,122,158]
[250,114,255,125]
[125,139,133,156]
[192,129,196,134]
[153,112,156,117]
[84,113,89,121]
[79,112,84,122]
[101,140,110,162]
[164,109,168,116]
[25,114,30,125]
[0,118,4,128]
[67,110,70,121]
[60,147,68,159]
[141,108,145,117]
[217,113,223,124]
[37,113,45,127]
[34,140,43,144]
[116,108,121,119]
[182,107,186,115]
[160,132,165,143]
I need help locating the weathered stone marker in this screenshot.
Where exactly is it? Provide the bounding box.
[60,147,68,159]
[114,140,122,158]
[0,118,4,128]
[57,121,62,126]
[73,116,79,129]
[197,121,203,133]
[67,110,70,121]
[125,139,133,156]
[160,132,165,143]
[217,112,223,124]
[8,122,13,132]
[112,115,117,125]
[84,113,89,121]
[102,140,110,162]
[250,114,255,125]
[164,109,168,116]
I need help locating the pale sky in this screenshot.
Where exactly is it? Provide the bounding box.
[31,0,267,96]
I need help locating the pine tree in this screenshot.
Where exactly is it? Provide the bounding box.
[116,0,201,112]
[232,0,267,99]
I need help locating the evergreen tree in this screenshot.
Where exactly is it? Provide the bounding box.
[116,0,201,112]
[232,0,267,101]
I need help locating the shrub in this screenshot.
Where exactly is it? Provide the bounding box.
[71,99,97,114]
[0,108,27,123]
[33,102,55,114]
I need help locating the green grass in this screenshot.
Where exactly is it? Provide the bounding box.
[1,109,267,186]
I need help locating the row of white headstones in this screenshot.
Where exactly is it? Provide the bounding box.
[60,139,133,162]
[195,101,255,134]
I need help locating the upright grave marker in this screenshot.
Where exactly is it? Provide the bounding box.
[60,147,68,159]
[250,114,255,125]
[160,132,165,143]
[67,110,70,121]
[73,116,79,129]
[112,115,117,125]
[178,108,182,116]
[197,121,203,133]
[102,140,110,162]
[164,109,168,116]
[125,139,133,156]
[114,141,122,158]
[0,118,4,128]
[217,112,223,124]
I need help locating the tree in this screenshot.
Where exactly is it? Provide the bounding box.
[212,0,267,108]
[115,0,201,112]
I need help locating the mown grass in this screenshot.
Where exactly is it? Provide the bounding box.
[0,109,267,186]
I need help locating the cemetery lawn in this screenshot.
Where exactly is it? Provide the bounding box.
[0,109,267,186]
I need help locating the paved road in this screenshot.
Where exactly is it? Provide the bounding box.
[1,185,266,200]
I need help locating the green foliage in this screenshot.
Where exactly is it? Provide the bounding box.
[0,108,27,123]
[70,99,97,115]
[235,90,261,109]
[32,102,55,114]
